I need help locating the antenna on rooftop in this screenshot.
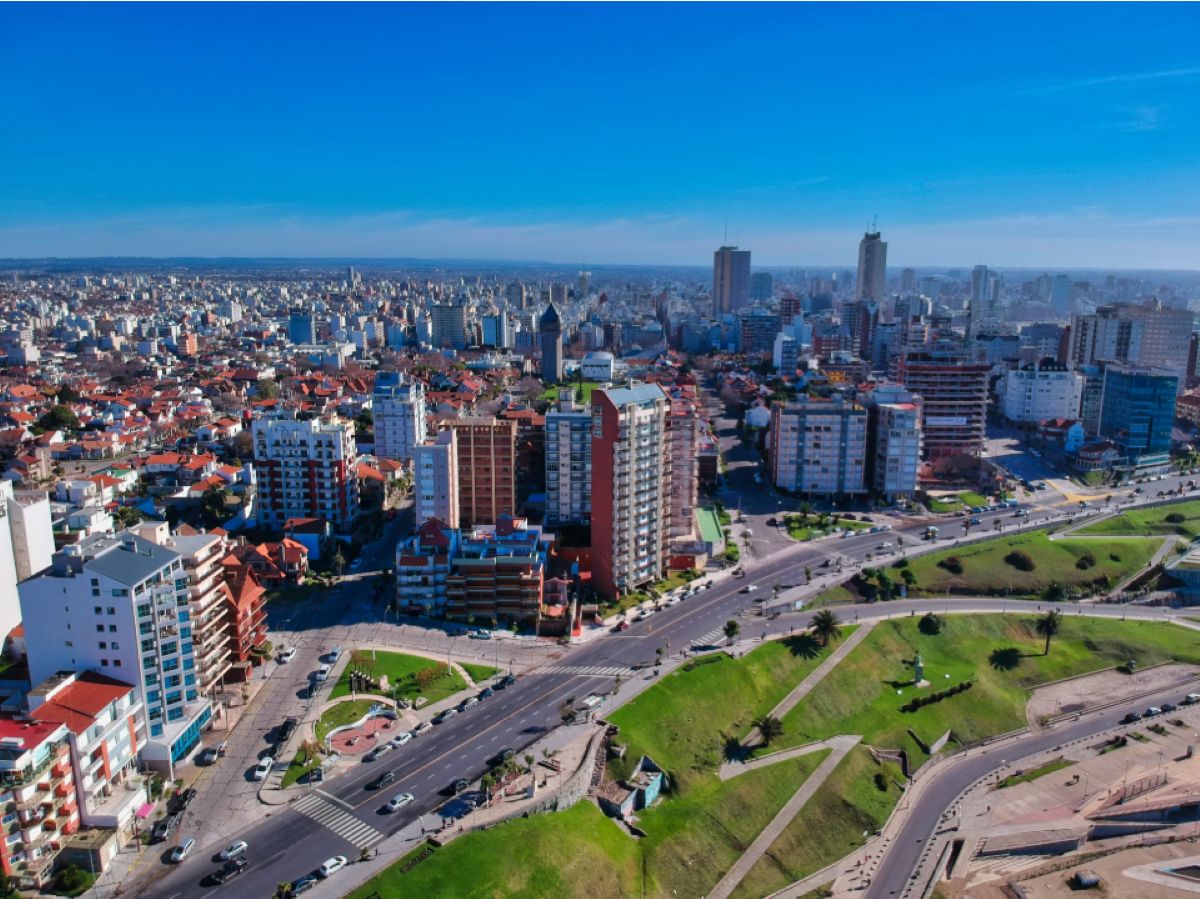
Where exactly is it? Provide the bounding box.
[723,221,729,245]
[871,214,878,232]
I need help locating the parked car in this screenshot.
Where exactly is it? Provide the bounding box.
[253,756,274,781]
[318,856,348,878]
[170,837,196,863]
[211,858,248,884]
[501,674,516,687]
[1162,702,1179,713]
[1121,712,1142,724]
[412,721,434,736]
[432,709,457,725]
[326,647,343,664]
[219,840,249,861]
[198,746,219,765]
[171,787,197,813]
[491,747,516,766]
[277,717,298,743]
[151,813,179,843]
[386,792,415,812]
[277,646,297,664]
[478,687,494,699]
[1184,693,1200,705]
[449,625,470,637]
[313,665,330,683]
[443,778,470,795]
[390,731,413,749]
[291,875,318,894]
[457,696,479,712]
[468,630,492,640]
[1145,706,1163,717]
[365,743,394,762]
[368,770,396,790]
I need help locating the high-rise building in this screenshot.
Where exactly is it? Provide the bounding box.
[373,371,427,461]
[577,271,591,298]
[735,308,782,355]
[769,395,868,496]
[901,355,990,460]
[750,271,774,302]
[712,246,751,315]
[482,310,510,348]
[591,384,672,600]
[444,517,550,626]
[1051,274,1072,315]
[900,268,917,293]
[20,531,213,775]
[449,418,517,527]
[865,387,922,501]
[287,307,316,345]
[413,431,459,528]
[506,281,527,310]
[855,231,887,302]
[1099,365,1177,467]
[0,482,54,641]
[1069,301,1194,394]
[539,303,564,382]
[430,301,469,349]
[668,398,700,539]
[251,415,359,531]
[545,395,592,526]
[1001,363,1084,424]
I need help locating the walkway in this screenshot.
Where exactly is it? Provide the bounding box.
[743,621,874,747]
[1111,535,1179,594]
[720,736,851,782]
[708,735,861,899]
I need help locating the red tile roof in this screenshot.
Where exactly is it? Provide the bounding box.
[33,672,137,735]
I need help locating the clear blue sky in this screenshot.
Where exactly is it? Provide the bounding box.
[4,3,1199,267]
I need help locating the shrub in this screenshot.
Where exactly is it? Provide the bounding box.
[918,612,943,636]
[873,771,888,792]
[1005,550,1036,571]
[938,556,965,575]
[1166,513,1186,524]
[1076,552,1097,570]
[1109,553,1121,562]
[900,680,974,713]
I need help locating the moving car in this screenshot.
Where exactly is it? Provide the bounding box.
[170,838,196,863]
[739,585,759,593]
[277,646,297,664]
[468,629,492,640]
[211,858,247,884]
[368,770,396,790]
[254,756,274,780]
[318,856,348,878]
[386,792,415,812]
[219,840,248,861]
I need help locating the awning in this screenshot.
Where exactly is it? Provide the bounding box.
[135,803,155,819]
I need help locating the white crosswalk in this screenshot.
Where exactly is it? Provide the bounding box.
[292,793,384,848]
[691,627,725,648]
[538,664,628,677]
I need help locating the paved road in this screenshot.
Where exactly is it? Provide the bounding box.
[132,475,1200,898]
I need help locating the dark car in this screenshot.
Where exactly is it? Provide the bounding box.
[1162,702,1179,713]
[211,858,248,885]
[291,875,318,894]
[441,778,470,796]
[151,813,179,843]
[1121,711,1143,724]
[368,771,396,790]
[491,747,515,766]
[502,674,516,687]
[169,789,196,813]
[198,747,219,765]
[432,709,457,725]
[478,687,494,699]
[278,717,298,743]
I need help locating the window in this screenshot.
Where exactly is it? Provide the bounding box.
[108,624,117,633]
[94,606,102,615]
[101,659,109,667]
[111,642,119,650]
[111,588,129,597]
[113,659,122,667]
[96,625,104,633]
[107,606,115,615]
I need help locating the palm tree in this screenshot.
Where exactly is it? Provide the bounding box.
[1036,608,1062,656]
[480,773,496,807]
[810,609,843,647]
[753,715,784,746]
[723,619,741,645]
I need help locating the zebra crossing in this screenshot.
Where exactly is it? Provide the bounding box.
[292,793,384,848]
[691,627,726,648]
[538,664,628,677]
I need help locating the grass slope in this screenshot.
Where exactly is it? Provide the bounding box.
[1075,499,1200,539]
[330,649,468,703]
[345,801,642,899]
[460,662,500,684]
[903,530,1159,598]
[315,699,376,743]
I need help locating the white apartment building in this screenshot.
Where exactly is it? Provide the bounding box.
[866,387,923,501]
[1002,364,1084,424]
[545,396,592,526]
[373,371,427,461]
[0,482,54,644]
[413,430,459,528]
[251,415,359,530]
[29,670,146,837]
[769,396,868,496]
[19,531,212,777]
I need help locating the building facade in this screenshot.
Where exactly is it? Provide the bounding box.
[545,396,592,526]
[1002,364,1084,425]
[591,384,672,600]
[712,246,751,316]
[769,396,868,496]
[855,231,887,302]
[449,418,517,528]
[372,371,427,461]
[865,388,922,501]
[251,415,359,531]
[444,517,550,626]
[413,431,459,528]
[901,357,990,460]
[539,303,564,382]
[1099,365,1178,469]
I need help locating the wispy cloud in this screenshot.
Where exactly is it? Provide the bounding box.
[1027,66,1200,95]
[1107,105,1163,132]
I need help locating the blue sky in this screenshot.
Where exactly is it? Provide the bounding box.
[3,2,1200,267]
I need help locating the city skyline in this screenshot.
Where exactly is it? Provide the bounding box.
[4,4,1200,267]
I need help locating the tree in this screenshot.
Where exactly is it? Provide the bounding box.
[331,549,347,578]
[114,505,144,528]
[201,486,231,528]
[723,619,741,645]
[804,565,812,584]
[256,378,279,399]
[37,404,80,433]
[480,772,496,807]
[918,612,943,636]
[753,715,784,745]
[810,609,843,647]
[1036,608,1062,656]
[56,384,81,403]
[274,883,295,899]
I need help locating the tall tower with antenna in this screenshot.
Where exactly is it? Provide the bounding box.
[856,227,887,302]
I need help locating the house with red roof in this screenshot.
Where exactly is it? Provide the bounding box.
[27,671,144,839]
[221,567,269,681]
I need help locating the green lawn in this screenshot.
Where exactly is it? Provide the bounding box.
[903,530,1160,598]
[1075,499,1200,539]
[281,744,323,788]
[607,631,856,790]
[650,569,701,595]
[999,757,1072,789]
[542,381,603,405]
[346,801,642,899]
[959,491,991,508]
[315,699,378,744]
[731,747,904,899]
[460,662,499,684]
[329,649,468,704]
[770,615,1200,761]
[927,495,964,513]
[784,515,872,541]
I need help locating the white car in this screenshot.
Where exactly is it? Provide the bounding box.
[253,756,274,781]
[386,792,415,812]
[878,542,893,549]
[412,721,433,737]
[170,837,195,863]
[318,856,348,878]
[219,840,248,861]
[277,647,296,664]
[390,731,413,749]
[313,665,330,683]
